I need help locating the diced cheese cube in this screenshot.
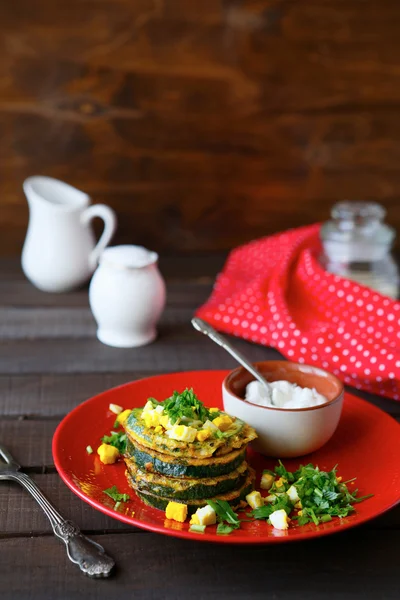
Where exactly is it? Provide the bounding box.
[116,409,132,425]
[246,490,263,509]
[193,505,217,526]
[160,415,172,429]
[269,509,290,530]
[142,400,154,415]
[166,425,197,442]
[109,403,123,415]
[144,410,161,429]
[203,419,218,432]
[97,443,119,465]
[196,429,211,442]
[212,415,233,432]
[165,502,188,523]
[260,472,275,490]
[287,485,300,504]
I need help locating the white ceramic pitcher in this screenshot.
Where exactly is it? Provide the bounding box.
[22,176,117,292]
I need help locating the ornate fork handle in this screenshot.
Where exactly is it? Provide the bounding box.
[10,472,115,578]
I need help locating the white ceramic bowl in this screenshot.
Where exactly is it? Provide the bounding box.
[222,360,344,458]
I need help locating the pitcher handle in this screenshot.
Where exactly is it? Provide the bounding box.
[81,204,117,270]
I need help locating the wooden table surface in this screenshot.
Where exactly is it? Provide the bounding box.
[0,256,399,600]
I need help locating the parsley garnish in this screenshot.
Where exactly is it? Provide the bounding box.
[207,499,241,535]
[159,388,213,425]
[101,431,127,454]
[103,485,130,503]
[250,462,372,527]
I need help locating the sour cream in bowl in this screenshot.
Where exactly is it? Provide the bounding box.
[222,361,344,458]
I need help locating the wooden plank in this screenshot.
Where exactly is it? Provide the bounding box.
[1,373,400,419]
[1,529,400,599]
[0,373,151,417]
[3,1,400,254]
[0,257,222,286]
[0,333,280,374]
[0,420,56,467]
[0,474,130,535]
[0,306,198,339]
[1,472,399,536]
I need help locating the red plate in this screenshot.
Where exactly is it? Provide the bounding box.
[53,370,400,544]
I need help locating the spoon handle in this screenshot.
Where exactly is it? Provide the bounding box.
[191,318,271,390]
[8,471,115,578]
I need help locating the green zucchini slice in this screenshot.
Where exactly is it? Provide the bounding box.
[124,439,247,478]
[125,460,249,501]
[129,467,256,514]
[124,408,257,459]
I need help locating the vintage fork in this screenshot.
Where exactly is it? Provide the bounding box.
[0,443,115,578]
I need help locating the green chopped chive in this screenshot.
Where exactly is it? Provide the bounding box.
[103,485,130,503]
[86,445,93,455]
[114,501,121,511]
[320,514,332,523]
[113,418,120,429]
[216,523,235,535]
[189,524,206,534]
[101,431,127,454]
[249,461,372,530]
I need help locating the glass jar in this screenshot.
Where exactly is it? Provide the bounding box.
[320,201,399,298]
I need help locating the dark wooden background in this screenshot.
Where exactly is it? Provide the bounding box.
[2,0,400,256]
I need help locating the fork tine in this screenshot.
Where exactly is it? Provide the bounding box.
[0,443,20,467]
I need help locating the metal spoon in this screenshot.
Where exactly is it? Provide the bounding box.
[0,443,115,578]
[191,317,272,395]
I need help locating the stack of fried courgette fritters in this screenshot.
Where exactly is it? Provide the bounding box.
[122,406,257,515]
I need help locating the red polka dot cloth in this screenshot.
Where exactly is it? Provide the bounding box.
[196,223,400,401]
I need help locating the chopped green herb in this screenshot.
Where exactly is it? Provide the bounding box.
[206,499,241,535]
[86,445,93,455]
[216,523,236,535]
[114,501,121,511]
[103,485,130,503]
[113,418,120,429]
[101,431,127,454]
[253,462,372,528]
[207,500,240,527]
[189,524,206,534]
[158,388,213,425]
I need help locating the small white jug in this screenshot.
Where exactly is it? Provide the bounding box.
[89,245,166,347]
[22,176,117,292]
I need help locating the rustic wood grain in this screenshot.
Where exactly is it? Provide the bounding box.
[2,1,400,254]
[1,530,400,600]
[1,473,399,537]
[0,254,399,598]
[2,373,399,419]
[0,333,279,374]
[0,474,131,535]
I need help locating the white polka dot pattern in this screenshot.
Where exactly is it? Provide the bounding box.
[196,224,400,401]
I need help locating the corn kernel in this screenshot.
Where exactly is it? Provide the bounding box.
[165,502,188,523]
[212,415,233,432]
[209,408,219,413]
[97,443,119,465]
[154,425,163,433]
[116,409,131,425]
[197,429,211,442]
